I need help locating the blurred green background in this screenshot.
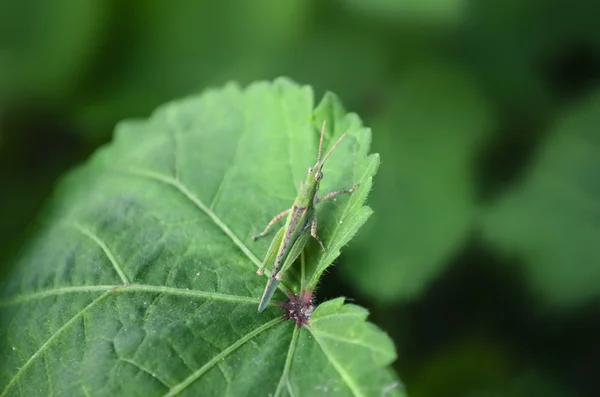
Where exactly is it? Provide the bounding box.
[1,0,599,396]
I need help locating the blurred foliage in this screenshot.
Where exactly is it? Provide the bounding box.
[407,336,513,397]
[0,0,108,102]
[466,371,576,397]
[340,0,467,25]
[345,64,493,302]
[483,92,600,307]
[1,0,599,396]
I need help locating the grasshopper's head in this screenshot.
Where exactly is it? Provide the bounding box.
[304,120,347,186]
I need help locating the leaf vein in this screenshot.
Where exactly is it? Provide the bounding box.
[0,293,110,397]
[208,108,248,211]
[124,168,261,267]
[307,326,364,397]
[275,89,300,194]
[70,223,130,284]
[286,380,297,397]
[163,317,284,397]
[120,357,171,389]
[312,312,364,322]
[0,284,261,306]
[274,325,300,397]
[310,330,389,357]
[165,105,181,181]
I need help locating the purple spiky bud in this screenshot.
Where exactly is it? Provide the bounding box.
[277,290,314,327]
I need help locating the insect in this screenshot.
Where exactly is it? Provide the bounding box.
[253,121,359,312]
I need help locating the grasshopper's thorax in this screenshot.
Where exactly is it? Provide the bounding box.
[294,165,322,207]
[293,121,346,208]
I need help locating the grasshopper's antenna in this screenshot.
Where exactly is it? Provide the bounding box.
[319,132,347,169]
[316,120,326,165]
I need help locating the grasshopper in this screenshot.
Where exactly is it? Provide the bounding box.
[253,121,359,312]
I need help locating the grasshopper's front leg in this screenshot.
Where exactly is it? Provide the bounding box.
[308,184,360,251]
[310,216,326,252]
[318,184,360,204]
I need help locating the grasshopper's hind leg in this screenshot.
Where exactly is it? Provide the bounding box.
[256,226,285,276]
[257,230,307,312]
[275,231,310,281]
[252,209,290,241]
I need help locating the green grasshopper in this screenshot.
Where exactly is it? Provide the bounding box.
[253,121,359,312]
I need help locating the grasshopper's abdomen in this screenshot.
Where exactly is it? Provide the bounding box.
[272,205,309,277]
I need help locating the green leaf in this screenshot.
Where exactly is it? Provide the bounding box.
[482,90,600,307]
[292,299,401,396]
[0,78,402,396]
[343,65,494,302]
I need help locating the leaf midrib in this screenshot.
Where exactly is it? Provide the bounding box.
[0,284,262,307]
[274,325,300,397]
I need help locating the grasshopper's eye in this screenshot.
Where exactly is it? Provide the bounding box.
[306,167,313,174]
[315,171,323,181]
